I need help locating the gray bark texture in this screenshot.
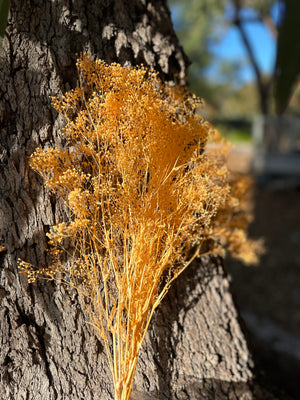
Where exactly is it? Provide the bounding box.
[0,1,277,399]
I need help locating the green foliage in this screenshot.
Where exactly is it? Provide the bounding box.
[220,82,259,118]
[248,0,277,15]
[168,0,226,97]
[275,0,300,114]
[215,122,253,143]
[0,0,9,38]
[169,0,225,58]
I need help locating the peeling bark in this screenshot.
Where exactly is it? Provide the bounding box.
[0,1,278,399]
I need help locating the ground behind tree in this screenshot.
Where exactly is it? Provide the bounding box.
[226,144,300,399]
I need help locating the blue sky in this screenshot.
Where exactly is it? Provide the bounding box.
[208,5,278,85]
[170,2,280,87]
[208,20,277,84]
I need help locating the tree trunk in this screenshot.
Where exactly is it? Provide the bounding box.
[0,1,275,399]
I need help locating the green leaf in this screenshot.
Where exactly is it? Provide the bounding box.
[0,0,10,38]
[274,0,300,114]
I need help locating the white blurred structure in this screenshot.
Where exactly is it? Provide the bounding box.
[252,115,300,178]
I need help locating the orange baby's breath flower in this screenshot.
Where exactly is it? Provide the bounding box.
[19,54,262,400]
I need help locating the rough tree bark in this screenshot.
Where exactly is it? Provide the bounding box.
[0,1,276,399]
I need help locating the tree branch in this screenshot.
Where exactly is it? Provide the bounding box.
[231,0,270,114]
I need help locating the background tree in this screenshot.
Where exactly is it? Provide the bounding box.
[169,0,300,117]
[0,1,277,399]
[274,0,300,114]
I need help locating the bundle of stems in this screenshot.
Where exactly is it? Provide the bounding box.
[19,54,262,400]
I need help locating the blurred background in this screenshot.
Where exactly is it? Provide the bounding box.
[168,0,300,398]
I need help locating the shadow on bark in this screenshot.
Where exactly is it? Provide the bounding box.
[147,256,222,399]
[131,377,282,400]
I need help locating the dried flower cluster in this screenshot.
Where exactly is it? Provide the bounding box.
[19,54,262,400]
